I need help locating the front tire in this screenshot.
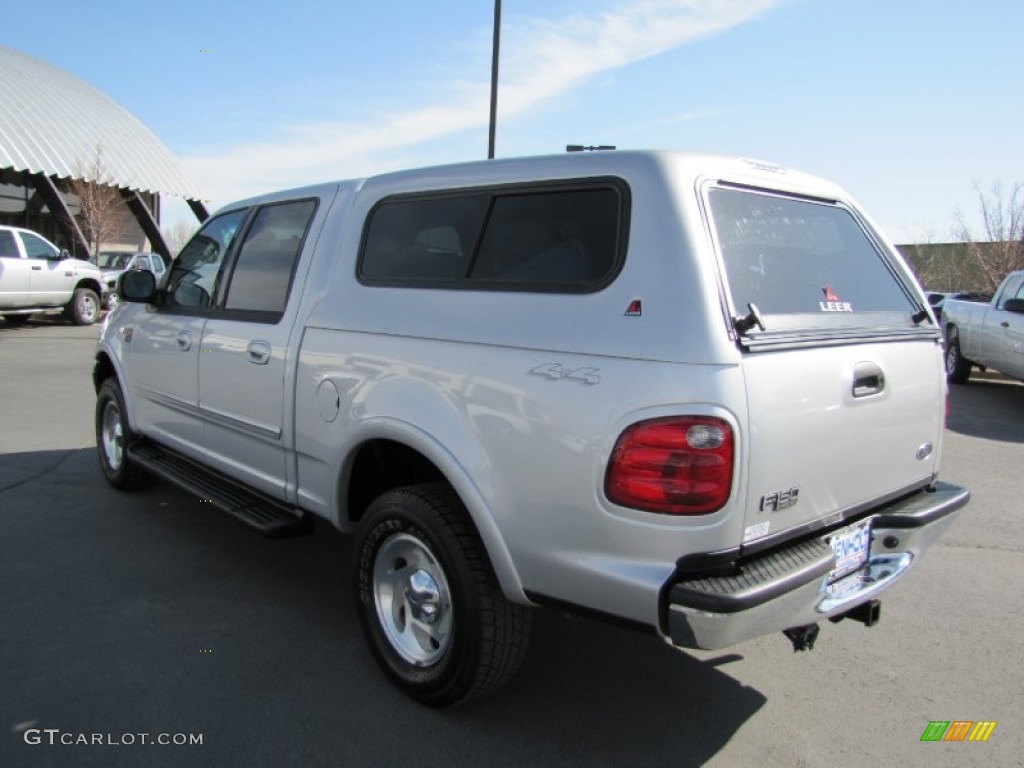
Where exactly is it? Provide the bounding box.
[95,378,152,489]
[946,326,972,384]
[355,484,531,706]
[67,287,100,325]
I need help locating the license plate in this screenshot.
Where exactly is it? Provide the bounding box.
[827,519,871,583]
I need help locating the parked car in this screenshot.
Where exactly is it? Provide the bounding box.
[925,291,951,322]
[95,151,968,706]
[98,251,166,310]
[0,225,106,324]
[942,271,1024,383]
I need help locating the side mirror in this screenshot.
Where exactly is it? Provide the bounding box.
[49,249,69,261]
[1002,298,1024,313]
[119,269,157,303]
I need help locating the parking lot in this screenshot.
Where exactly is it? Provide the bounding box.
[1,319,1021,768]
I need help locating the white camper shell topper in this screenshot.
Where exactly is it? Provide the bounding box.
[95,151,968,706]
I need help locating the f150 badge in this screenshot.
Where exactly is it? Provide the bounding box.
[760,486,800,512]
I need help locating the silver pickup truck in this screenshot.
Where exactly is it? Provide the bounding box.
[94,151,968,706]
[943,270,1024,383]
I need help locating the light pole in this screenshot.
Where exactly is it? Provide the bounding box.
[488,0,501,159]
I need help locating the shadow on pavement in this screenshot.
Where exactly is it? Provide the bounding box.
[0,447,764,768]
[946,375,1024,444]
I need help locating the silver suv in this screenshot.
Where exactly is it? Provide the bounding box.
[0,225,106,324]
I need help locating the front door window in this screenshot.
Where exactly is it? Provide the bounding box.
[165,210,248,310]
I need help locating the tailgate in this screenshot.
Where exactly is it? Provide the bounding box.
[740,340,944,543]
[702,182,946,544]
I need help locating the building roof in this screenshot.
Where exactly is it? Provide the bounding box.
[0,46,201,199]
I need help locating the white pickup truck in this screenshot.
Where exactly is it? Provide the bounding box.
[94,151,968,706]
[943,270,1024,383]
[0,225,106,325]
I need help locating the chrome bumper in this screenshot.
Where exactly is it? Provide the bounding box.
[664,481,969,650]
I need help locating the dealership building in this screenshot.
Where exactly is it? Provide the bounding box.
[0,46,207,262]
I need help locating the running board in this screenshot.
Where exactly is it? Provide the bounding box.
[128,441,313,538]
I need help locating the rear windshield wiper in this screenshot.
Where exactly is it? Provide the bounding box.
[733,302,766,336]
[911,307,932,325]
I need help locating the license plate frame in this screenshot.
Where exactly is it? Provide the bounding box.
[827,519,872,583]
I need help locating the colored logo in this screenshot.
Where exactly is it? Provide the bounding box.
[819,285,853,313]
[920,720,996,742]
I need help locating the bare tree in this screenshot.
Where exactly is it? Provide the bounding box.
[901,237,978,293]
[952,181,1024,291]
[68,147,127,264]
[162,218,197,259]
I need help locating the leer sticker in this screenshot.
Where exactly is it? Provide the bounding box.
[820,285,853,313]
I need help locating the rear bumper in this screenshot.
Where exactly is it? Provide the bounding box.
[664,481,969,650]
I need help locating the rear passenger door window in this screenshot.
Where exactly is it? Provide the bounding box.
[358,179,628,292]
[222,199,317,318]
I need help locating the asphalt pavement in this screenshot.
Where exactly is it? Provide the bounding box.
[1,318,1021,768]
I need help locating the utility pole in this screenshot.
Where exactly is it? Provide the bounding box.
[488,0,502,159]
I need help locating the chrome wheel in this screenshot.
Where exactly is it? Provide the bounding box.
[79,292,98,322]
[372,532,453,666]
[100,400,124,471]
[355,484,531,705]
[945,326,972,383]
[106,292,120,311]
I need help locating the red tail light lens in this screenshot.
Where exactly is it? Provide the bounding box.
[605,416,734,515]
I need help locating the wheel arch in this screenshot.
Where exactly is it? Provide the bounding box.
[92,349,140,427]
[337,422,527,603]
[93,350,117,393]
[74,277,104,296]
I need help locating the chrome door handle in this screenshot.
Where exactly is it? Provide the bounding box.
[176,331,192,351]
[247,340,271,365]
[852,361,885,398]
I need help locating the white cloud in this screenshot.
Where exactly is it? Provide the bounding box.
[182,0,781,207]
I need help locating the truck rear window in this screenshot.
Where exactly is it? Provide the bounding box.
[708,187,916,330]
[359,180,628,293]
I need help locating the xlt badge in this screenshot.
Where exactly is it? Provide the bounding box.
[760,486,800,512]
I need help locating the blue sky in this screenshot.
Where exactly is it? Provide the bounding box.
[3,0,1021,243]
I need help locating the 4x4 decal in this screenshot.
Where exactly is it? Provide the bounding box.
[528,363,602,386]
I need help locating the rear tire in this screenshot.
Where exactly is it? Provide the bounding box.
[67,287,100,325]
[96,378,152,489]
[945,326,972,384]
[354,483,531,706]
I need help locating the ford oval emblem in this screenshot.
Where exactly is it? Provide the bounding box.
[916,442,934,461]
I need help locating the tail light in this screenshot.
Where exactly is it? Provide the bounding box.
[605,416,734,515]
